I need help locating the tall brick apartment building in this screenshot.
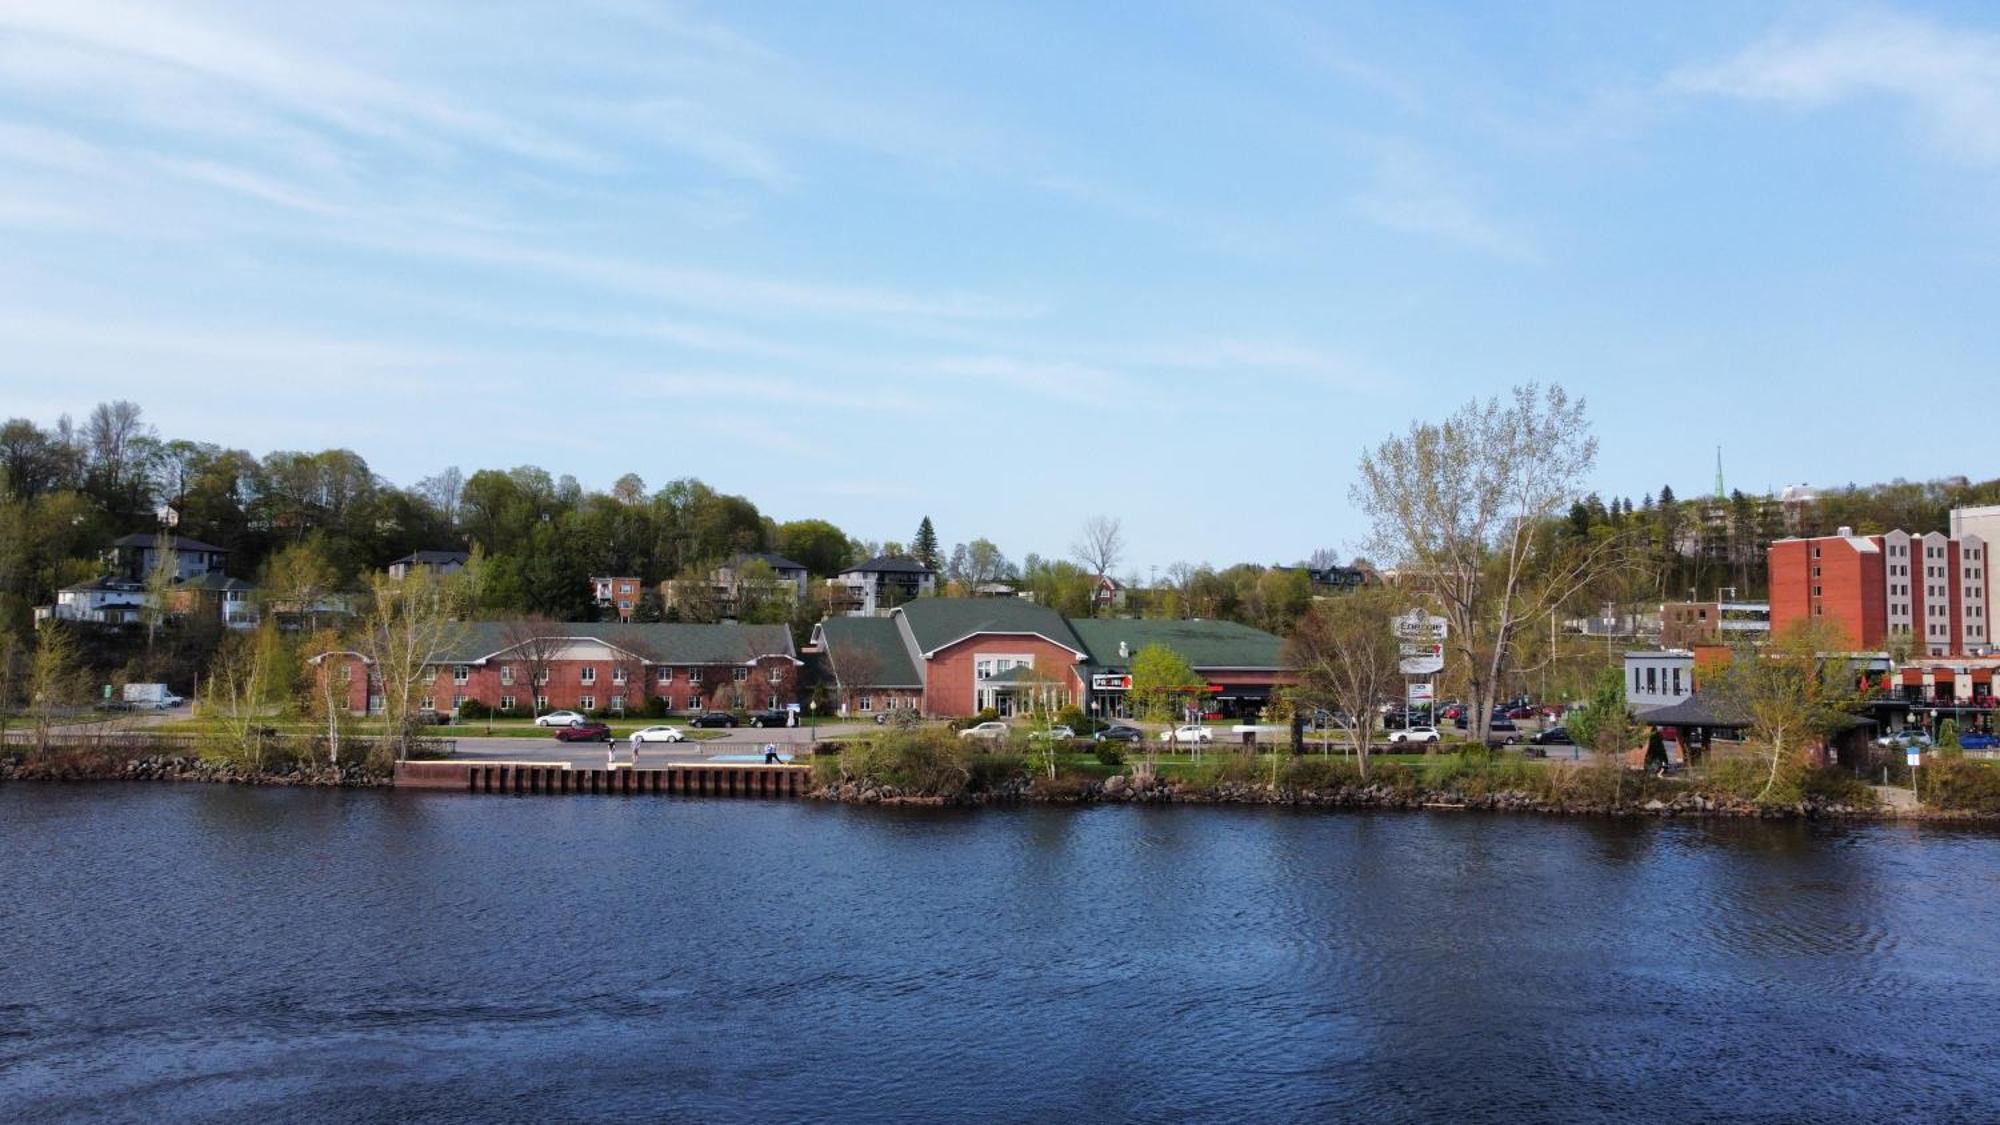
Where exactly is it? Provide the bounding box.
[1769,527,1992,656]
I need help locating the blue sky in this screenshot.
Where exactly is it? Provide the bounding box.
[2,2,1997,574]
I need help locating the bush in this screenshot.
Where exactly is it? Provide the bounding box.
[951,708,1001,731]
[1056,705,1087,730]
[1920,753,2000,813]
[457,700,492,721]
[644,696,671,719]
[833,728,1030,798]
[1282,757,1363,791]
[1093,743,1125,768]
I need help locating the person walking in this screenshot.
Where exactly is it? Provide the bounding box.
[763,742,780,764]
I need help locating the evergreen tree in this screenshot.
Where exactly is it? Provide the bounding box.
[912,516,940,572]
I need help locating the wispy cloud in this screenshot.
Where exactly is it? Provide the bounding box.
[1348,143,1538,261]
[1674,11,2000,165]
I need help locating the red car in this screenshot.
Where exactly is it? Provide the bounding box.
[555,721,613,743]
[1506,706,1536,720]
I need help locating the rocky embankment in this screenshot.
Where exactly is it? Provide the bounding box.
[810,774,1887,819]
[2,752,388,788]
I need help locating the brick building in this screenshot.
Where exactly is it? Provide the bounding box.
[318,622,799,717]
[1769,526,1992,656]
[810,597,1294,719]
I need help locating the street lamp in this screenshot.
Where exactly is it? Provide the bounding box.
[809,700,817,743]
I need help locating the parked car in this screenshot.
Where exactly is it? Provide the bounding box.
[1028,725,1076,741]
[628,725,688,746]
[1158,725,1214,745]
[690,712,739,728]
[959,721,1010,741]
[1505,706,1537,720]
[1960,733,2000,750]
[748,709,793,728]
[1529,726,1576,746]
[1488,717,1519,733]
[1387,726,1441,745]
[555,721,614,743]
[1875,730,1933,748]
[534,710,586,728]
[1094,724,1144,744]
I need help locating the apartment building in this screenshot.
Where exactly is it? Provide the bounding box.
[1769,526,1992,655]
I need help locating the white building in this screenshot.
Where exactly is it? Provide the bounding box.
[1625,649,1697,714]
[41,577,150,624]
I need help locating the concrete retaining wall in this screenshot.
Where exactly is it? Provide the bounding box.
[394,760,809,798]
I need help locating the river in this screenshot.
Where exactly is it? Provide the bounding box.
[2,786,1998,1123]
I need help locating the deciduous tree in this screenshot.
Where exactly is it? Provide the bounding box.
[358,569,466,763]
[1715,619,1865,801]
[1352,383,1630,744]
[1285,588,1401,778]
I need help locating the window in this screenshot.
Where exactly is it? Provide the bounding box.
[580,667,597,684]
[733,667,748,681]
[500,695,516,711]
[579,695,596,711]
[659,667,674,683]
[337,664,352,683]
[770,668,784,683]
[453,665,469,684]
[1812,567,1821,579]
[689,668,703,685]
[611,694,625,712]
[535,694,549,711]
[1645,667,1657,693]
[1813,586,1822,597]
[858,696,873,712]
[534,670,549,685]
[612,667,627,684]
[501,666,515,686]
[1672,668,1683,695]
[451,693,465,709]
[419,695,434,711]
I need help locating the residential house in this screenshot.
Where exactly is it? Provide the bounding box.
[831,555,936,616]
[109,533,228,582]
[39,577,149,624]
[590,576,643,621]
[387,550,470,580]
[170,573,259,630]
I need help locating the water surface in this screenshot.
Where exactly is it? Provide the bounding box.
[2,786,1997,1122]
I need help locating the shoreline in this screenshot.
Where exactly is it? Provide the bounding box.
[5,747,1991,822]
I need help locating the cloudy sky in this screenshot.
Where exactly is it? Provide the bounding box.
[2,1,1996,572]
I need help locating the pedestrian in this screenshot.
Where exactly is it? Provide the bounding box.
[607,742,616,769]
[763,742,780,764]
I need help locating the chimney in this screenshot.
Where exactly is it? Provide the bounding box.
[1836,526,1853,538]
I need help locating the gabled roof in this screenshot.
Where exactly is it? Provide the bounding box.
[728,552,809,573]
[435,621,797,666]
[842,554,934,576]
[1068,618,1286,671]
[173,573,255,592]
[62,576,146,593]
[895,597,1085,657]
[390,549,470,566]
[112,532,225,553]
[814,616,922,688]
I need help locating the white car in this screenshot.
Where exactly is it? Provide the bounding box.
[959,721,1010,741]
[1028,725,1076,741]
[1387,726,1441,745]
[534,711,586,728]
[1158,725,1214,745]
[629,726,688,745]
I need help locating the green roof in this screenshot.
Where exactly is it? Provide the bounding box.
[815,616,921,688]
[895,597,1084,656]
[437,621,796,666]
[1067,617,1286,672]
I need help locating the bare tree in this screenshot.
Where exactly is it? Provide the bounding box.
[1284,588,1402,778]
[500,616,568,719]
[415,466,465,529]
[28,623,85,755]
[1071,516,1125,597]
[142,535,180,659]
[1715,619,1865,801]
[358,569,466,763]
[826,644,882,717]
[1351,384,1630,744]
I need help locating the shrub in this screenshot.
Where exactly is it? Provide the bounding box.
[1920,753,2000,813]
[951,708,1001,731]
[1056,705,1087,730]
[457,700,492,721]
[644,696,671,719]
[1093,744,1125,768]
[1282,757,1362,792]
